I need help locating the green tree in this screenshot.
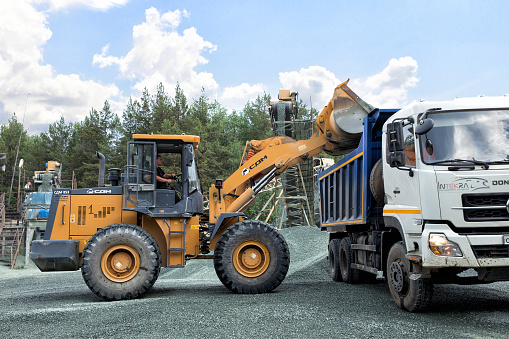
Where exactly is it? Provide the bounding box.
[0,115,28,208]
[151,83,171,133]
[171,83,189,128]
[41,116,76,187]
[240,93,272,141]
[122,97,141,136]
[139,88,152,133]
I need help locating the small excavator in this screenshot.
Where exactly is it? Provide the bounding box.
[30,80,370,300]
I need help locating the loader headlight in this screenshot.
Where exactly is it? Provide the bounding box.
[428,233,463,257]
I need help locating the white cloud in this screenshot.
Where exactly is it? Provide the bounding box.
[279,66,341,109]
[351,56,419,107]
[220,83,266,111]
[278,58,419,110]
[0,1,122,133]
[93,7,218,101]
[40,0,129,12]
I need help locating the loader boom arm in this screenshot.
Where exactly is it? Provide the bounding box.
[208,80,374,226]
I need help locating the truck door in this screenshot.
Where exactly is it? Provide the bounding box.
[124,142,157,209]
[384,122,423,234]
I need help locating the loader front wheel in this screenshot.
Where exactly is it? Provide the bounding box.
[81,223,161,301]
[214,220,290,294]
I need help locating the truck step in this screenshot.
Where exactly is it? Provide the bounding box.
[351,263,379,275]
[169,248,185,251]
[168,231,185,234]
[351,244,377,251]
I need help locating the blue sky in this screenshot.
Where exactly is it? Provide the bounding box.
[1,0,508,134]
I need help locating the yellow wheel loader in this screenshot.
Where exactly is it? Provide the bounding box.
[30,80,368,300]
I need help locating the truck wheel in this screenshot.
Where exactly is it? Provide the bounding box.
[339,237,360,283]
[328,238,342,282]
[370,158,384,205]
[81,223,161,301]
[214,220,290,294]
[387,241,433,312]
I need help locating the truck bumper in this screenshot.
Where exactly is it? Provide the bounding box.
[421,224,509,269]
[29,240,80,271]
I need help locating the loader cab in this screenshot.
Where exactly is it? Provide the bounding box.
[123,134,203,217]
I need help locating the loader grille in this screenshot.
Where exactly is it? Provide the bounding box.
[462,193,509,222]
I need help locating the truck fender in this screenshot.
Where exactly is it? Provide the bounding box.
[383,216,405,247]
[381,216,406,276]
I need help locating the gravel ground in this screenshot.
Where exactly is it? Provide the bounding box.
[1,226,509,338]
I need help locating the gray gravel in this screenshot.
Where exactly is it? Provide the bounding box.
[1,226,509,338]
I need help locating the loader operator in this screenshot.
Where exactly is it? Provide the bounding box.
[156,155,176,189]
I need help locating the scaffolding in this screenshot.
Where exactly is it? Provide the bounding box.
[266,91,315,228]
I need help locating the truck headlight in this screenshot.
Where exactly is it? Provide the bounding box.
[428,233,463,257]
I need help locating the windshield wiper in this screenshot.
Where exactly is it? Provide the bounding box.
[429,159,489,170]
[486,159,509,165]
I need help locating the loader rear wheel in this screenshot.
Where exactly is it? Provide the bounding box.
[387,241,433,312]
[328,238,342,282]
[214,220,290,294]
[81,223,161,301]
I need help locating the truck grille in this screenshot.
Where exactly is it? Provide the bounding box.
[462,193,509,222]
[472,245,509,258]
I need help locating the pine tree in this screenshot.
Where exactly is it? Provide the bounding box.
[151,83,171,133]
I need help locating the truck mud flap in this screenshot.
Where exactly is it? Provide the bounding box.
[29,240,80,271]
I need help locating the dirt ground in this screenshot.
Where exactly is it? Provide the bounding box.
[1,226,509,338]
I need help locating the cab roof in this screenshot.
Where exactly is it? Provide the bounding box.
[132,134,200,150]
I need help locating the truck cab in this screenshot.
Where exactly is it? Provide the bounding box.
[384,100,509,270]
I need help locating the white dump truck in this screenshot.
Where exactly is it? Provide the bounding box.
[318,89,509,311]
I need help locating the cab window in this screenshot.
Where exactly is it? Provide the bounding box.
[403,125,416,167]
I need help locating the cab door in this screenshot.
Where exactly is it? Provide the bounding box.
[125,142,157,209]
[384,121,423,235]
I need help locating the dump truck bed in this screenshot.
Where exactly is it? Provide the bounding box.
[318,109,399,231]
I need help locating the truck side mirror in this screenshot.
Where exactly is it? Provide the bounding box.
[415,118,434,135]
[183,144,194,167]
[389,152,405,168]
[387,122,404,152]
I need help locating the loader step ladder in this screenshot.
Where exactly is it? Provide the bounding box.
[165,219,186,268]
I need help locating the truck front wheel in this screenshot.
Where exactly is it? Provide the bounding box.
[214,220,290,294]
[81,223,161,301]
[387,241,433,312]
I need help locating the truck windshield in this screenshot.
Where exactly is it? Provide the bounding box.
[419,108,509,164]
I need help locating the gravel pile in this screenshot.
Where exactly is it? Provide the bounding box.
[158,225,329,285]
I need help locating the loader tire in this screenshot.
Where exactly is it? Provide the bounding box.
[370,158,384,206]
[387,241,433,312]
[81,223,161,301]
[214,220,290,294]
[328,238,342,282]
[338,237,361,283]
